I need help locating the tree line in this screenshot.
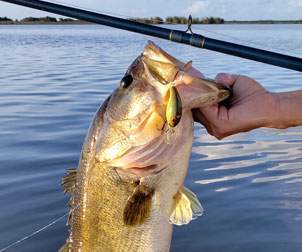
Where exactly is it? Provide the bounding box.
[0,16,224,25]
[129,16,224,24]
[1,16,302,25]
[0,16,85,24]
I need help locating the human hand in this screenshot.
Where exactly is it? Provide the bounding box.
[193,73,278,139]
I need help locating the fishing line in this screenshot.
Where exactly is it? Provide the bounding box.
[0,204,80,252]
[0,213,67,252]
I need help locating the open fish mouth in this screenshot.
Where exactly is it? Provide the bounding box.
[141,41,230,108]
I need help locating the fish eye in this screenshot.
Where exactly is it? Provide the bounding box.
[120,74,133,88]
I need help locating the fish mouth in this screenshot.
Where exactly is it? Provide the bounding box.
[111,41,230,178]
[141,41,230,108]
[141,41,182,86]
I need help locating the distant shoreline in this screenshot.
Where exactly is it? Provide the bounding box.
[1,16,302,25]
[225,20,302,24]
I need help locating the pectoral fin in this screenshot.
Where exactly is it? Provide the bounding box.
[61,168,77,194]
[169,186,203,225]
[123,184,154,226]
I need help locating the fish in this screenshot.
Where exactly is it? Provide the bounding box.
[59,41,230,252]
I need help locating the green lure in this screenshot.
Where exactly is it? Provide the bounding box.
[166,86,182,128]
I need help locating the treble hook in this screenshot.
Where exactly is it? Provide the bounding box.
[185,15,194,34]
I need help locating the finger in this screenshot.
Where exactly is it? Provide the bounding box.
[199,105,219,119]
[215,73,239,87]
[198,105,234,139]
[192,107,223,138]
[192,108,207,124]
[195,105,219,125]
[192,108,213,133]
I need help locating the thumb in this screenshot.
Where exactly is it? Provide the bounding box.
[215,73,238,87]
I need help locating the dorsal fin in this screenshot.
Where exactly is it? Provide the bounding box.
[123,184,154,226]
[61,168,77,194]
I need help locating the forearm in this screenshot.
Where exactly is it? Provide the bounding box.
[270,91,302,129]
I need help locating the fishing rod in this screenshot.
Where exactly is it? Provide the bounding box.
[1,0,302,72]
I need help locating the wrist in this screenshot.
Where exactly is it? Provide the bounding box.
[257,92,280,129]
[269,91,302,129]
[265,92,282,128]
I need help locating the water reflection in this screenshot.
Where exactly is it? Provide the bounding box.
[192,129,302,188]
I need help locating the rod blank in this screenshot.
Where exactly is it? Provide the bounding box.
[1,0,302,72]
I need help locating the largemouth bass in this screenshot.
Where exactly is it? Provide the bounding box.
[60,41,230,252]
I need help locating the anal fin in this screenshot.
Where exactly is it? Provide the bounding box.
[123,184,154,226]
[169,186,203,226]
[61,168,77,194]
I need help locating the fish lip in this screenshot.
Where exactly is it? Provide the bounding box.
[141,57,181,86]
[171,70,231,110]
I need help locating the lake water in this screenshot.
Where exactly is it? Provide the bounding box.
[0,24,302,252]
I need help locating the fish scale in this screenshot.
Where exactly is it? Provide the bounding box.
[71,160,172,251]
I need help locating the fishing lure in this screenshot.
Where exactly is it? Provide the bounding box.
[166,85,182,128]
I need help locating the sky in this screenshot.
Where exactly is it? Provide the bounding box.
[0,0,302,20]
